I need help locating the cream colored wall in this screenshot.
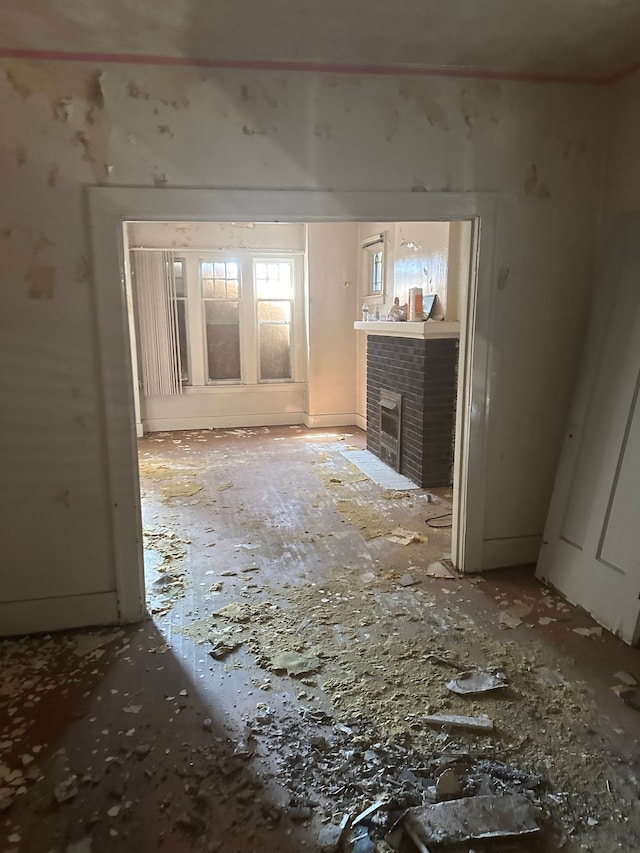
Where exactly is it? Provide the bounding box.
[446,220,472,323]
[128,221,306,251]
[356,221,451,317]
[0,58,605,620]
[306,222,359,425]
[394,222,450,316]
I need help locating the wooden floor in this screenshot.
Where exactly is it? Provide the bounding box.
[2,426,640,852]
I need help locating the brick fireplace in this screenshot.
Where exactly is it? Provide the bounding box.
[366,334,458,487]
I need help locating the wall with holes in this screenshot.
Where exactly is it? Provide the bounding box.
[0,58,605,628]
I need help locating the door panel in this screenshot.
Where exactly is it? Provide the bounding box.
[599,375,640,573]
[537,215,640,645]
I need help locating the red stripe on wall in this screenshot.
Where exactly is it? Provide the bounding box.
[0,46,617,86]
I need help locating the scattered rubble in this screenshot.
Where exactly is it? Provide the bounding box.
[3,433,640,851]
[387,528,428,546]
[53,775,78,803]
[498,610,523,629]
[391,794,540,847]
[425,561,457,579]
[612,685,640,711]
[270,651,322,677]
[572,626,603,637]
[422,714,494,734]
[614,671,638,686]
[446,670,508,695]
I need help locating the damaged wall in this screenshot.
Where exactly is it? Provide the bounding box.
[0,58,605,629]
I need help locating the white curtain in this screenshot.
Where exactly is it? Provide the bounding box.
[132,251,182,396]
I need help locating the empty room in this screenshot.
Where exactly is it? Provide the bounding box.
[2,3,640,852]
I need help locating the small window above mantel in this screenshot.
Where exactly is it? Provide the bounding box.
[361,233,386,298]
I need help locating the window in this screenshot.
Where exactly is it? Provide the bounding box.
[362,234,385,297]
[172,259,190,383]
[255,261,294,381]
[201,260,241,382]
[371,250,383,293]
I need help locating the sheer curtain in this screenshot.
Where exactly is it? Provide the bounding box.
[132,251,182,396]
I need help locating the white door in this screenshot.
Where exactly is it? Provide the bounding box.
[536,214,640,645]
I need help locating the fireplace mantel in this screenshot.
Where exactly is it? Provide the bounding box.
[354,320,459,340]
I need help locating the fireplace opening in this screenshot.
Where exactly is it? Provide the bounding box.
[379,389,402,471]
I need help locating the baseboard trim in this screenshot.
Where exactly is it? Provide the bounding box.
[143,413,307,432]
[355,414,367,431]
[304,414,360,428]
[481,534,542,570]
[0,592,121,637]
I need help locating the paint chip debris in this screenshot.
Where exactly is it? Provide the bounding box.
[573,627,602,638]
[387,527,428,545]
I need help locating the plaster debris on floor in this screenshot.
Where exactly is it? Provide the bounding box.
[2,426,640,852]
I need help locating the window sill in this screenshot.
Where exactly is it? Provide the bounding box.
[183,382,306,395]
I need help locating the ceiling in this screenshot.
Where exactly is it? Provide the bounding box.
[1,0,639,82]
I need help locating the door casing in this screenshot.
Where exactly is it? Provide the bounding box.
[88,188,498,623]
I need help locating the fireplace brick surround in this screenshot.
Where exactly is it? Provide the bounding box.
[366,335,458,487]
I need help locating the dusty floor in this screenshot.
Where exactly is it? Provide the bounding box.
[2,426,640,853]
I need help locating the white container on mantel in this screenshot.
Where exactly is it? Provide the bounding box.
[353,320,460,340]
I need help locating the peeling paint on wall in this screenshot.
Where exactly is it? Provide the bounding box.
[398,83,449,132]
[242,124,265,136]
[25,264,56,299]
[497,267,510,290]
[125,76,190,109]
[460,82,501,137]
[3,61,112,184]
[75,256,90,283]
[74,129,110,183]
[0,57,605,616]
[524,163,551,199]
[54,97,73,122]
[5,61,104,118]
[32,235,54,256]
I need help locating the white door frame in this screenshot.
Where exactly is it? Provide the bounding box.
[88,188,498,622]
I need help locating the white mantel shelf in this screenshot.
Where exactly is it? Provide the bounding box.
[353,320,460,339]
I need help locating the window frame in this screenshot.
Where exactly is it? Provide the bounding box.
[181,250,304,388]
[171,257,190,385]
[361,233,386,298]
[199,257,243,385]
[253,257,296,383]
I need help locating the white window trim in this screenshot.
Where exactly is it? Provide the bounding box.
[252,254,305,384]
[361,232,387,299]
[181,249,306,388]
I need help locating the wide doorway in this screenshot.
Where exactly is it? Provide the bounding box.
[89,188,497,622]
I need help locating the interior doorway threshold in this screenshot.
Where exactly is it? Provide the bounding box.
[340,449,420,490]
